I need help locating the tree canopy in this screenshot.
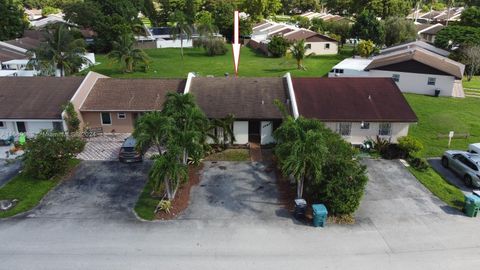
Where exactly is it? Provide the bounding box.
[384,17,417,47]
[0,0,29,41]
[351,10,385,45]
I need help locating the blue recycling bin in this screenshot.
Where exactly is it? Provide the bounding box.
[312,204,328,227]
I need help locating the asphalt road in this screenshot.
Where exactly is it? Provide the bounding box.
[0,159,21,188]
[1,160,480,269]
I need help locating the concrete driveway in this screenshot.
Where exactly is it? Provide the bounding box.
[23,161,151,221]
[179,161,285,222]
[0,159,21,188]
[356,159,457,228]
[429,158,471,194]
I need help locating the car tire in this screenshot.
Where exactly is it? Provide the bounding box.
[441,157,449,168]
[464,175,473,187]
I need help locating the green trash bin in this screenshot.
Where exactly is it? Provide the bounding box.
[464,194,480,217]
[312,204,328,227]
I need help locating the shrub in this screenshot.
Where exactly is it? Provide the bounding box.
[156,199,172,214]
[398,136,423,156]
[63,102,80,133]
[357,39,376,57]
[268,36,290,57]
[23,130,85,179]
[374,136,407,159]
[408,155,429,171]
[202,38,227,56]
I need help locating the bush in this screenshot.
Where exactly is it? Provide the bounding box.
[63,102,80,133]
[23,130,85,179]
[357,40,375,57]
[408,155,429,171]
[374,136,407,159]
[267,36,290,57]
[398,136,423,156]
[202,38,227,56]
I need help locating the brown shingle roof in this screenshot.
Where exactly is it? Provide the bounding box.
[189,77,288,119]
[366,48,464,79]
[284,29,337,43]
[0,46,28,62]
[421,24,444,35]
[292,78,417,122]
[0,77,84,119]
[4,37,42,50]
[81,78,186,111]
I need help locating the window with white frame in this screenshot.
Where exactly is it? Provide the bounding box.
[427,77,436,86]
[325,43,330,49]
[101,112,112,125]
[306,44,312,49]
[360,122,370,129]
[338,122,352,136]
[378,123,392,136]
[117,112,126,119]
[0,121,5,128]
[392,74,400,82]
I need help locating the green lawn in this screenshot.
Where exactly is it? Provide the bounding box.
[134,177,160,221]
[205,149,250,161]
[86,46,352,78]
[463,76,480,89]
[405,94,480,158]
[0,159,81,218]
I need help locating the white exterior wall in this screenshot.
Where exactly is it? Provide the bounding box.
[261,121,275,145]
[233,121,249,144]
[324,122,411,145]
[328,69,370,77]
[307,41,338,55]
[368,70,456,97]
[156,39,193,48]
[0,120,61,139]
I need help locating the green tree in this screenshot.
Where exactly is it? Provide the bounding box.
[107,33,150,73]
[324,20,352,47]
[209,114,236,148]
[170,11,193,60]
[28,24,90,77]
[149,146,188,199]
[63,102,80,134]
[133,111,175,154]
[357,39,376,57]
[459,45,480,81]
[365,0,412,19]
[291,15,312,29]
[310,18,326,33]
[23,130,85,179]
[0,0,29,40]
[434,25,480,49]
[268,36,291,57]
[460,6,480,27]
[384,17,417,46]
[288,39,311,70]
[351,10,385,45]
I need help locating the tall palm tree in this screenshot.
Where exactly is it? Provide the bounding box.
[209,114,236,148]
[28,24,90,77]
[149,146,188,199]
[107,33,150,73]
[274,117,328,198]
[288,39,313,70]
[170,11,193,60]
[133,111,175,155]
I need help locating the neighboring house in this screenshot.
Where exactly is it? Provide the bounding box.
[299,12,349,23]
[416,23,444,44]
[187,76,288,145]
[249,21,338,56]
[29,14,67,29]
[379,40,450,57]
[329,43,465,97]
[291,77,418,144]
[79,78,185,133]
[407,7,464,24]
[0,77,85,139]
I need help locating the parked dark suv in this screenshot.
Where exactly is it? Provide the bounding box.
[119,136,143,163]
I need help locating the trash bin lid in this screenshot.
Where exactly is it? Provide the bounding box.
[473,190,480,198]
[294,199,307,206]
[312,204,328,215]
[465,194,480,204]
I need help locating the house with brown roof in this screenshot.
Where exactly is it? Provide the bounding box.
[416,23,445,44]
[291,77,417,144]
[0,76,86,139]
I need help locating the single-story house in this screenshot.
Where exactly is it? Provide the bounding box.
[187,76,288,145]
[79,78,186,133]
[291,77,418,144]
[0,76,85,139]
[416,23,445,44]
[329,45,465,97]
[379,40,450,57]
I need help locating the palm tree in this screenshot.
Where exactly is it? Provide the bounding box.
[149,146,188,199]
[107,33,150,73]
[133,111,175,155]
[288,39,313,70]
[274,117,328,198]
[209,114,236,148]
[28,24,90,77]
[170,11,193,60]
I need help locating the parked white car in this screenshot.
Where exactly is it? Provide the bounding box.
[468,143,480,154]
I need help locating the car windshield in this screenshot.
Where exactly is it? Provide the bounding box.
[122,147,135,153]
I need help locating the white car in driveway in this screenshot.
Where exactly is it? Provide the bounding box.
[468,143,480,154]
[442,150,480,188]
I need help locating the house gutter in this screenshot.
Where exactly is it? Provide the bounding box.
[284,72,300,119]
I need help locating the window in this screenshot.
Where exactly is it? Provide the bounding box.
[338,122,352,136]
[360,122,370,129]
[117,112,126,119]
[306,44,312,49]
[459,156,478,171]
[379,123,392,136]
[53,122,64,132]
[427,77,436,86]
[325,43,330,49]
[101,112,112,125]
[0,121,4,128]
[392,74,400,82]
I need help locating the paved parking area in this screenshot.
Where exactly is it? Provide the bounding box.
[356,159,455,228]
[0,159,21,188]
[429,158,471,194]
[179,161,285,222]
[23,161,151,221]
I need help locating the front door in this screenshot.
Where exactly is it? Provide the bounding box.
[248,120,260,143]
[16,122,26,133]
